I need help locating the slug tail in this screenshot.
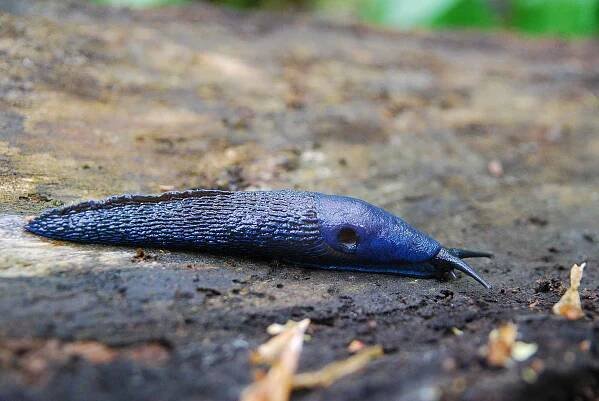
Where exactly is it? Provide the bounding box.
[24,190,231,247]
[25,205,113,244]
[25,216,54,239]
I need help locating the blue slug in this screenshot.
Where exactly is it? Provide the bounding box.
[25,190,492,288]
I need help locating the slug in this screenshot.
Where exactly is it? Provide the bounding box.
[25,190,492,288]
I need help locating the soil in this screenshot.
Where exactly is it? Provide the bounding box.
[0,1,598,400]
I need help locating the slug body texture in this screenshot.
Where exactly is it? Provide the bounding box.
[26,190,491,287]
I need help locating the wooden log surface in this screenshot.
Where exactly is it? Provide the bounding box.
[0,1,598,400]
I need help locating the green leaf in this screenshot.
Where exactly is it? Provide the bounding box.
[359,0,497,29]
[431,0,497,28]
[510,0,599,36]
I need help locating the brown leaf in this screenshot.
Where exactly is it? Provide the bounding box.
[123,343,170,365]
[486,322,517,367]
[62,341,117,364]
[241,319,309,401]
[485,322,537,368]
[250,319,309,366]
[552,262,586,320]
[241,320,383,400]
[292,346,383,389]
[347,339,365,353]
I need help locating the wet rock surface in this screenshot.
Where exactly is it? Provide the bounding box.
[0,1,598,400]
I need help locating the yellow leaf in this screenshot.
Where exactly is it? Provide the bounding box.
[552,262,586,320]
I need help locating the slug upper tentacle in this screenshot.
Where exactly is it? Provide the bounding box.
[25,189,492,288]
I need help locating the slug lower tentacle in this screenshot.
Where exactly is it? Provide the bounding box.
[25,190,492,288]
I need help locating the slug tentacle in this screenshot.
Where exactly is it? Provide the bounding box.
[447,248,493,259]
[432,248,491,289]
[25,189,492,288]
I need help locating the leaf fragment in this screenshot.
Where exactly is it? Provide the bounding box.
[485,322,537,367]
[241,320,383,401]
[292,346,384,389]
[552,262,586,320]
[347,339,365,353]
[511,341,538,362]
[241,319,310,401]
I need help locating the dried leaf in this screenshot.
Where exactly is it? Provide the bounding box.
[552,262,586,320]
[347,340,365,353]
[266,320,305,336]
[486,322,517,367]
[123,343,170,364]
[511,342,538,362]
[250,319,309,365]
[241,319,309,401]
[485,322,537,367]
[292,346,383,389]
[62,341,117,364]
[450,327,464,336]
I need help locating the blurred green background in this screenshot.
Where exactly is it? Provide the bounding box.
[94,0,599,37]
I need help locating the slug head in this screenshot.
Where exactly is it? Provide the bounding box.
[315,193,491,288]
[316,194,441,265]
